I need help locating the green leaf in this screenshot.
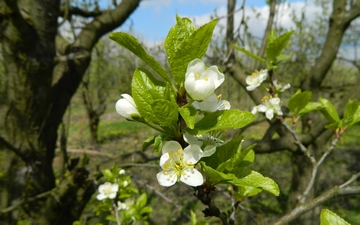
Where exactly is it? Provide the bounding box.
[199,161,237,184]
[320,209,350,225]
[109,32,170,82]
[152,99,179,127]
[153,135,171,155]
[351,105,360,126]
[266,30,294,62]
[142,136,156,151]
[179,106,197,129]
[169,19,218,85]
[135,193,147,209]
[230,169,280,196]
[140,206,153,214]
[165,15,196,59]
[299,102,324,115]
[288,90,312,115]
[231,44,266,64]
[201,136,244,170]
[268,29,278,43]
[187,110,254,135]
[276,52,294,62]
[235,186,262,198]
[343,100,359,126]
[190,211,197,225]
[319,98,340,123]
[132,68,177,126]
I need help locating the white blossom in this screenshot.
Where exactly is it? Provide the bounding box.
[246,69,268,91]
[156,141,204,187]
[96,182,119,200]
[115,94,139,120]
[273,79,291,92]
[184,59,224,101]
[252,96,283,120]
[183,130,226,157]
[119,169,126,175]
[192,93,231,112]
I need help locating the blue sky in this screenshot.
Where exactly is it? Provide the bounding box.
[101,0,304,43]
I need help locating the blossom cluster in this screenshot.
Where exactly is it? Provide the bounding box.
[115,59,230,187]
[245,69,290,120]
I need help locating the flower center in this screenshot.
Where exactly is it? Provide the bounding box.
[163,149,194,181]
[195,73,208,81]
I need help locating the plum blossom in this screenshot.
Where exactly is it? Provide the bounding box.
[183,130,226,157]
[246,69,268,91]
[184,59,225,101]
[156,141,204,187]
[96,182,119,200]
[192,93,231,112]
[252,96,283,120]
[273,79,291,92]
[115,94,139,120]
[119,169,126,175]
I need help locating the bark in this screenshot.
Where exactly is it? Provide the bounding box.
[0,0,140,224]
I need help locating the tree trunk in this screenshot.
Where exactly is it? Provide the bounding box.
[0,0,140,224]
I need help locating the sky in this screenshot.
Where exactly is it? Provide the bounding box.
[99,0,310,44]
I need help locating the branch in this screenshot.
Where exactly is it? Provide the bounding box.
[133,177,191,220]
[0,135,27,161]
[273,173,360,225]
[59,5,102,18]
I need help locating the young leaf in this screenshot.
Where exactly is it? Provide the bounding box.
[231,44,266,65]
[142,136,156,151]
[319,98,340,123]
[132,68,177,126]
[288,90,312,115]
[152,99,179,127]
[299,102,324,115]
[342,99,359,126]
[165,15,196,59]
[178,106,197,129]
[201,135,244,170]
[168,19,218,85]
[154,135,171,155]
[266,30,294,62]
[109,32,171,82]
[187,109,254,135]
[230,169,280,196]
[320,209,350,225]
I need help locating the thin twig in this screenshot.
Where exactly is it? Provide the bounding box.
[112,203,121,225]
[273,173,360,225]
[133,177,191,220]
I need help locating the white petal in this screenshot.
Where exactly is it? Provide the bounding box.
[162,141,182,155]
[159,153,170,168]
[257,104,267,112]
[115,97,139,119]
[246,85,256,91]
[157,171,177,187]
[183,133,203,146]
[180,168,204,186]
[183,145,203,163]
[269,97,281,105]
[202,66,225,89]
[96,193,106,200]
[111,184,119,192]
[108,192,117,199]
[185,78,215,101]
[194,93,218,112]
[203,145,216,157]
[186,59,205,77]
[251,106,258,115]
[266,109,274,120]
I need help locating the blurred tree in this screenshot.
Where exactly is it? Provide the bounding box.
[223,0,360,224]
[0,0,140,224]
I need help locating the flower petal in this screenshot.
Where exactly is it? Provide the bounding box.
[159,153,170,168]
[186,59,205,77]
[162,141,182,155]
[157,171,177,187]
[180,168,203,186]
[266,109,274,120]
[183,145,203,163]
[202,66,225,89]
